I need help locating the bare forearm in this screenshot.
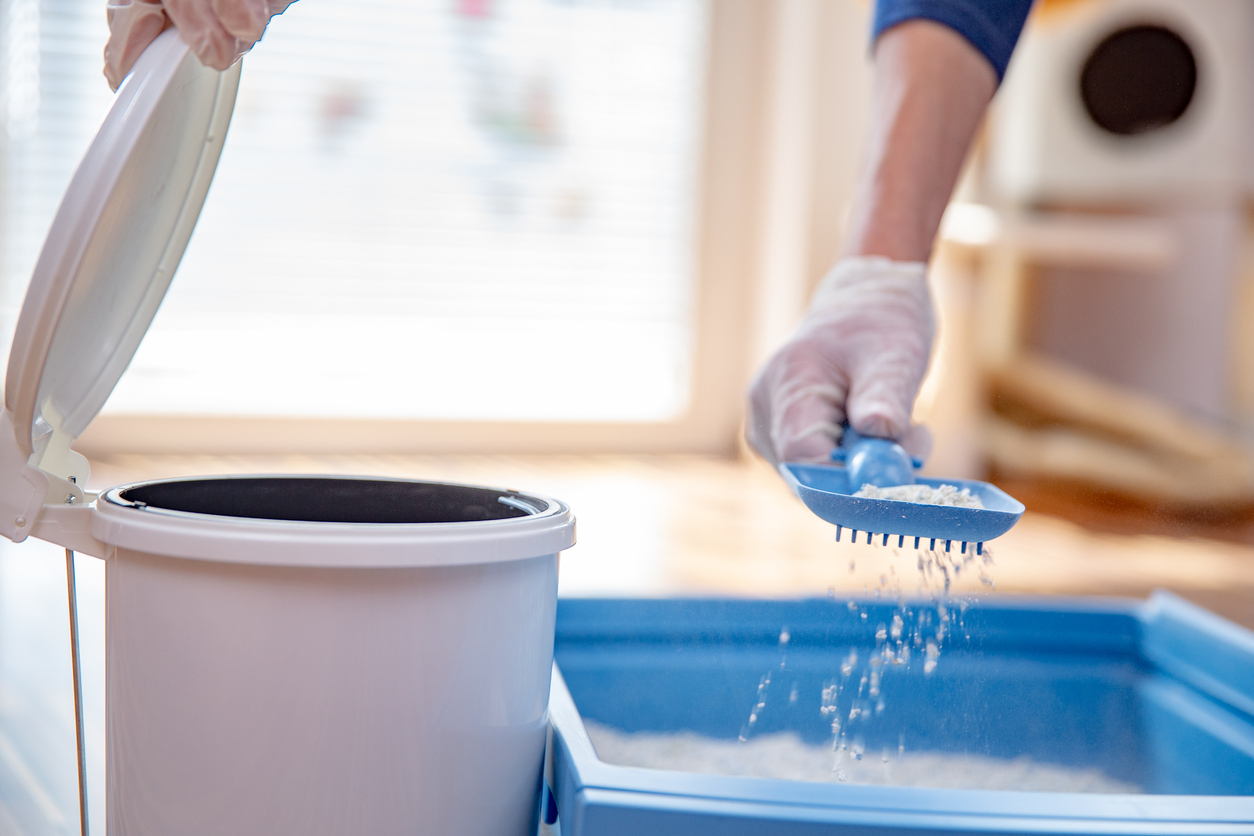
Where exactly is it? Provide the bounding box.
[841,20,998,263]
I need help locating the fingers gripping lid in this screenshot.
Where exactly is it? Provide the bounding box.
[0,30,239,540]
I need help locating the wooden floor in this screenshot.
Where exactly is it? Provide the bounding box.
[86,452,1254,630]
[2,451,1251,833]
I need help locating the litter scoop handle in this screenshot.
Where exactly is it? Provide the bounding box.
[833,427,917,489]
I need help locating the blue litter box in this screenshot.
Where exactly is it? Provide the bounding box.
[547,592,1254,835]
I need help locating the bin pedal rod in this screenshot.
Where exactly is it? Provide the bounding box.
[66,549,89,836]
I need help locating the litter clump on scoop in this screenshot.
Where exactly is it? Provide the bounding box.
[853,483,984,508]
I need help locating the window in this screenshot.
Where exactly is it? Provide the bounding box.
[2,0,709,423]
[2,1,857,455]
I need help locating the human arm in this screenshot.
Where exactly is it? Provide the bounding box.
[841,19,998,264]
[103,0,296,91]
[746,10,1026,467]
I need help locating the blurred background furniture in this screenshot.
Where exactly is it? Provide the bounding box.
[970,0,1254,522]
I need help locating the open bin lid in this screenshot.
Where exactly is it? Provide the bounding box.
[0,29,239,541]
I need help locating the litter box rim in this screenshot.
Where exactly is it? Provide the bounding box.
[547,594,1254,835]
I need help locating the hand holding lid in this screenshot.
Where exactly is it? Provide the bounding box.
[104,0,294,90]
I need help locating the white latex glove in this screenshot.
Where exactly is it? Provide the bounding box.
[104,0,295,91]
[746,256,935,468]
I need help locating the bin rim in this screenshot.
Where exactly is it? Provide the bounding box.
[92,474,575,568]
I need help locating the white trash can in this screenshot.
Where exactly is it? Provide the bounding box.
[99,475,572,835]
[0,31,575,835]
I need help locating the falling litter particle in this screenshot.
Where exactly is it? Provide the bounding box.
[923,639,940,675]
[853,483,984,508]
[584,722,1141,793]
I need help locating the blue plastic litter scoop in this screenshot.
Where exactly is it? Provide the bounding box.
[780,427,1024,555]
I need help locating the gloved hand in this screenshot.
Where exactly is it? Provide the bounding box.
[104,0,295,91]
[746,256,935,468]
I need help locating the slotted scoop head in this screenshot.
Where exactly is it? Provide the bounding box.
[781,429,1025,552]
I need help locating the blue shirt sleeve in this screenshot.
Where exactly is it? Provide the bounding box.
[873,0,1035,81]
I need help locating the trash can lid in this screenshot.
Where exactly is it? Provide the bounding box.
[3,30,237,486]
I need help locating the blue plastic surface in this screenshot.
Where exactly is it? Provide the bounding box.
[549,593,1254,835]
[840,433,916,488]
[781,426,1026,548]
[782,462,1025,546]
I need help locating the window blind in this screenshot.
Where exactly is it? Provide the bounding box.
[2,0,708,422]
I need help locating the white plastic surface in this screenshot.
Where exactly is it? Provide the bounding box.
[2,29,238,488]
[990,0,1254,204]
[94,478,575,567]
[107,544,559,836]
[98,478,571,832]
